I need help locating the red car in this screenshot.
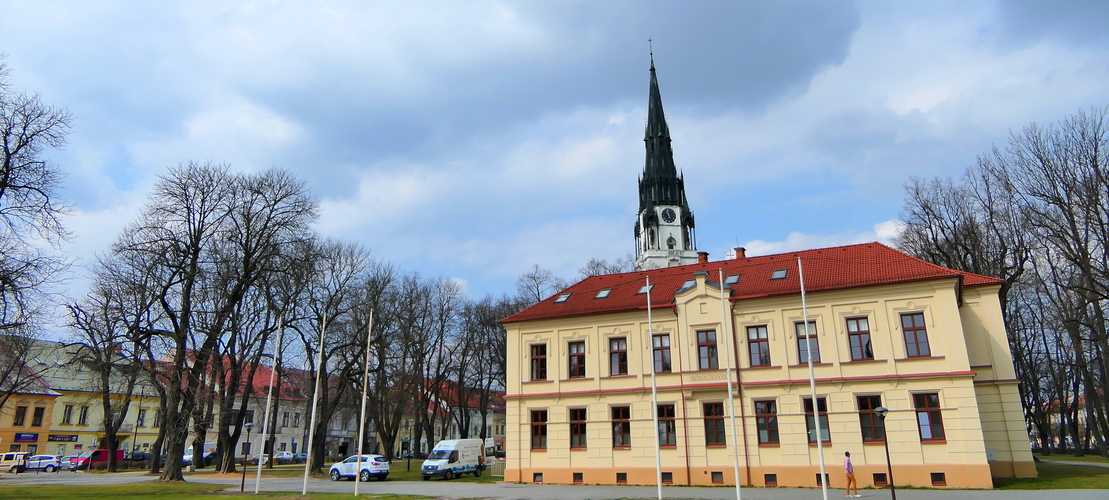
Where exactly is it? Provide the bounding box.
[72,449,125,470]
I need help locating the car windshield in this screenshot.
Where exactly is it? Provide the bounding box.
[75,451,93,458]
[427,450,450,459]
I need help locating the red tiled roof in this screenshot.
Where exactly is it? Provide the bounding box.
[502,242,1002,324]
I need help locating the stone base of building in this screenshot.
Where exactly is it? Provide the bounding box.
[989,459,1038,478]
[506,463,998,489]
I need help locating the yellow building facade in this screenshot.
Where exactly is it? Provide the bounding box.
[503,244,1035,489]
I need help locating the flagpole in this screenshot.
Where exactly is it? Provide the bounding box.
[255,315,283,494]
[647,276,662,500]
[719,269,743,499]
[355,309,374,496]
[302,312,328,496]
[799,257,828,500]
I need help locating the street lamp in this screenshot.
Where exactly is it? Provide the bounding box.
[875,407,896,500]
[240,422,255,493]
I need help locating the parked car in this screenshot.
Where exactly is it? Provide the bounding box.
[292,452,308,463]
[329,454,389,482]
[59,455,79,471]
[1,452,29,473]
[246,454,269,466]
[25,455,61,472]
[124,451,152,462]
[273,451,294,464]
[72,449,125,470]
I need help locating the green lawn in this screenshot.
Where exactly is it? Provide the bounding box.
[0,481,429,499]
[994,461,1109,490]
[1038,454,1109,464]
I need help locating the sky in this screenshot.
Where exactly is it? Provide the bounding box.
[2,0,1108,304]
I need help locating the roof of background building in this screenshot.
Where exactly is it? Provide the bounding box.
[502,242,1003,324]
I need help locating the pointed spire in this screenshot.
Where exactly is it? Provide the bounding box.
[642,49,678,186]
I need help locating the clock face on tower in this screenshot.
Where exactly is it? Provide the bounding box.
[661,208,676,223]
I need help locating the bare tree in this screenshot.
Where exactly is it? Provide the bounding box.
[0,57,72,402]
[577,255,634,278]
[515,264,568,306]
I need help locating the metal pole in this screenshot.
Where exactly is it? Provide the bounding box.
[646,276,662,500]
[302,312,328,496]
[256,316,284,494]
[798,257,828,500]
[355,309,374,496]
[877,408,896,500]
[719,269,743,499]
[241,423,253,492]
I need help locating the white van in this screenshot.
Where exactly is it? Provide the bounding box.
[182,442,216,464]
[420,439,485,480]
[1,452,29,473]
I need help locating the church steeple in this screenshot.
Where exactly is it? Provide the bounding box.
[634,51,698,271]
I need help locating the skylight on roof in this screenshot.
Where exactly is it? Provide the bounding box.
[770,269,788,280]
[595,288,611,299]
[676,279,696,293]
[725,274,740,285]
[637,283,655,294]
[554,293,571,303]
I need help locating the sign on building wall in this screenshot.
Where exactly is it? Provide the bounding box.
[48,435,79,442]
[14,433,39,442]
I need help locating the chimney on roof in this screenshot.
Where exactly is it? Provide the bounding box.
[734,247,746,259]
[697,252,709,263]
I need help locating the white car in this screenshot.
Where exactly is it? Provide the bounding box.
[329,454,389,482]
[273,451,294,464]
[26,455,61,472]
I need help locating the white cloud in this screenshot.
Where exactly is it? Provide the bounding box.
[738,219,902,258]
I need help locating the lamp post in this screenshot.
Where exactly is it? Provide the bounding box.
[240,422,255,493]
[875,407,896,500]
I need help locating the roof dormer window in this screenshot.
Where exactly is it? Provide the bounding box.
[595,288,611,299]
[770,269,788,280]
[554,293,571,303]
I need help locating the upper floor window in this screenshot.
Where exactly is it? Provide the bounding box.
[530,344,548,380]
[31,407,44,427]
[847,317,874,360]
[653,334,671,373]
[795,321,820,363]
[62,405,74,425]
[568,341,586,378]
[901,312,931,357]
[13,406,27,426]
[698,330,718,370]
[748,325,770,367]
[78,406,90,426]
[610,338,628,376]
